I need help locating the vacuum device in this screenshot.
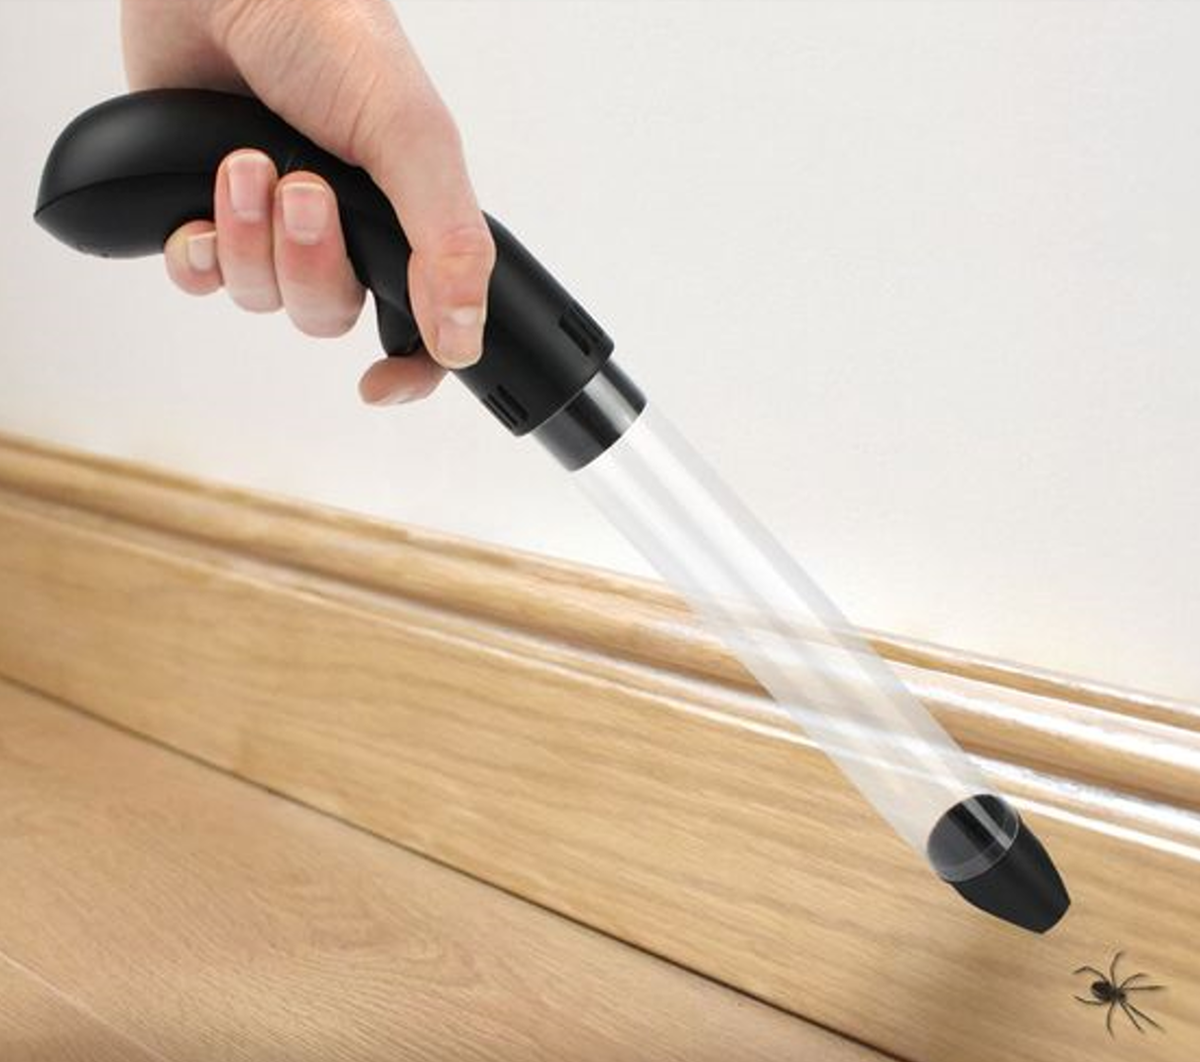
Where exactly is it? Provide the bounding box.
[35,89,1070,933]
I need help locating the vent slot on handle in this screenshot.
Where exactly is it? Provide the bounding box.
[559,301,605,357]
[483,384,529,430]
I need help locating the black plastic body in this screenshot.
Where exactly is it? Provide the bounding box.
[928,795,1070,933]
[35,90,615,435]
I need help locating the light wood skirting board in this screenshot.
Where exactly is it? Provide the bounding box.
[0,430,1197,1061]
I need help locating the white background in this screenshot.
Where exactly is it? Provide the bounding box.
[2,2,1197,701]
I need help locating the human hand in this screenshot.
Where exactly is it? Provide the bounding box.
[122,0,495,403]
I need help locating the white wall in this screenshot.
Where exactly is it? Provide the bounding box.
[3,2,1198,701]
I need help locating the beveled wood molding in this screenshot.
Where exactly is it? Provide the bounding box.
[1,429,1197,1062]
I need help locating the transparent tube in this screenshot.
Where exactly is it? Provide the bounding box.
[574,403,1016,879]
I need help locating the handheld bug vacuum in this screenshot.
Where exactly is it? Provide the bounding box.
[35,90,1070,933]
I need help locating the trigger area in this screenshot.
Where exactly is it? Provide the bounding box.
[375,298,422,356]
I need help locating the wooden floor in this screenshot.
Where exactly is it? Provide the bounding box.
[0,678,879,1062]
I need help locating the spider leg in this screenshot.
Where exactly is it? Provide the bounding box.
[1073,965,1106,979]
[1117,972,1146,989]
[1125,1002,1164,1032]
[1109,950,1124,986]
[1074,996,1106,1005]
[1119,1000,1145,1034]
[1105,1002,1116,1037]
[1124,984,1165,992]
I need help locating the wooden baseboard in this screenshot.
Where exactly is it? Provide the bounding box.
[1,430,1197,1062]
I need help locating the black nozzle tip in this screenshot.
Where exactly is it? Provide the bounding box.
[948,819,1070,932]
[929,795,1070,933]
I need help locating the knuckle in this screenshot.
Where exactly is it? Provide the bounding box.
[177,274,221,297]
[433,222,495,264]
[229,287,281,314]
[217,226,270,264]
[280,276,362,337]
[424,224,496,308]
[291,301,360,338]
[278,250,354,294]
[297,316,354,339]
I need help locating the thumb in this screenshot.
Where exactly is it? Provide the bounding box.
[213,0,495,369]
[364,102,496,372]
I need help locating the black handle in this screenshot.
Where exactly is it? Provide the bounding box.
[35,89,615,435]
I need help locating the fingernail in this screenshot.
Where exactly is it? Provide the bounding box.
[227,152,271,221]
[280,182,330,246]
[186,231,217,272]
[436,305,486,368]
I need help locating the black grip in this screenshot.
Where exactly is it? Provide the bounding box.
[34,89,615,435]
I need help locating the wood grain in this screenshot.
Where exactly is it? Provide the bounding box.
[0,431,1197,1061]
[1,430,1196,799]
[0,957,164,1062]
[0,679,875,1062]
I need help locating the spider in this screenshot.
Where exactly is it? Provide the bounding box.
[1073,951,1165,1036]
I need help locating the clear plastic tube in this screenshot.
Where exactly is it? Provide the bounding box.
[574,403,1016,879]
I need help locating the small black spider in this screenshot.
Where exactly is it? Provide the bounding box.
[1073,951,1165,1036]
